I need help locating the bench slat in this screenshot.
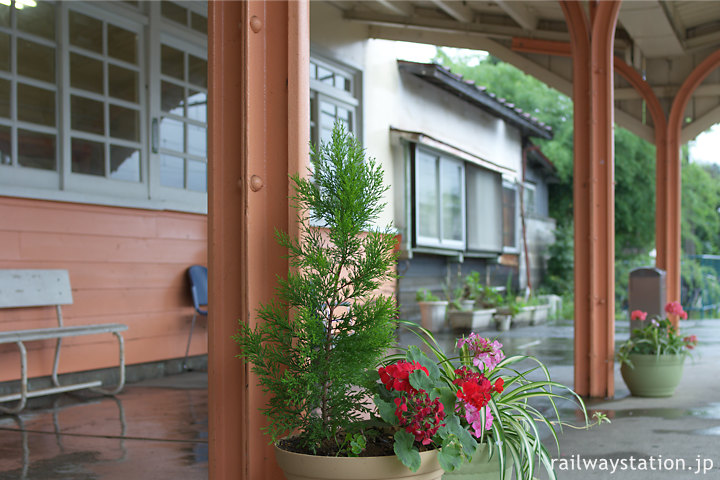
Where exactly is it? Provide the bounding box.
[0,324,128,344]
[0,269,73,308]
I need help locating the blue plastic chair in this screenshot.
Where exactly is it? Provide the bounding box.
[184,265,208,370]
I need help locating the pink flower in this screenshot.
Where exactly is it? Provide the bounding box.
[651,319,660,327]
[665,301,687,318]
[456,334,505,372]
[631,310,647,321]
[684,334,698,350]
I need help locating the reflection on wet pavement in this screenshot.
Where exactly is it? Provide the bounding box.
[0,374,208,480]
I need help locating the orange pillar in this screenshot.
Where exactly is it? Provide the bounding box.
[560,0,620,398]
[665,50,720,321]
[208,1,308,479]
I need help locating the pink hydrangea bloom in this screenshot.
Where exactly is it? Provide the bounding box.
[630,310,647,321]
[456,334,505,372]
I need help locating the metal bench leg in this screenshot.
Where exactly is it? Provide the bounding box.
[0,341,28,414]
[183,312,198,370]
[92,332,126,395]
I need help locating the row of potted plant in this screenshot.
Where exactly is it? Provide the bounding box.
[233,125,601,480]
[417,277,554,333]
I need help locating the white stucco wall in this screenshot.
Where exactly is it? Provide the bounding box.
[310,3,524,230]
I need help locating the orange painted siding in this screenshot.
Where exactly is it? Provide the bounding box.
[0,197,207,382]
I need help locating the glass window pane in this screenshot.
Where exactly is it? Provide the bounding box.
[69,11,102,54]
[161,1,187,25]
[187,124,206,157]
[18,129,55,170]
[70,53,103,94]
[317,66,333,84]
[109,105,139,141]
[160,117,183,152]
[440,160,463,242]
[0,4,8,28]
[108,24,137,65]
[187,159,206,192]
[71,95,104,135]
[187,90,206,122]
[17,1,55,41]
[191,12,208,35]
[188,55,207,88]
[416,153,439,240]
[502,187,516,248]
[71,137,105,176]
[0,33,9,71]
[161,81,184,115]
[110,145,140,182]
[0,78,9,118]
[17,39,55,83]
[161,45,184,80]
[0,125,10,165]
[18,84,55,127]
[109,65,138,103]
[160,154,184,188]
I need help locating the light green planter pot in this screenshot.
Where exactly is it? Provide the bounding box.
[620,353,685,397]
[443,444,512,480]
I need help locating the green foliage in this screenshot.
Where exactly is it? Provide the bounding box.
[681,161,720,255]
[233,123,399,452]
[682,256,720,315]
[617,313,697,367]
[416,288,441,302]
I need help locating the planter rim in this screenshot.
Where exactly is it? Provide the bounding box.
[418,300,449,306]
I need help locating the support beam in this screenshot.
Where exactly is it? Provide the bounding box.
[496,0,537,31]
[681,104,720,144]
[665,49,720,324]
[375,0,413,17]
[209,1,308,479]
[560,0,620,399]
[429,0,474,23]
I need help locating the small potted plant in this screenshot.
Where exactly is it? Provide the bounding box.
[416,288,449,332]
[448,273,497,332]
[617,301,698,397]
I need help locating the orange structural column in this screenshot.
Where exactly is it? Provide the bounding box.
[208,1,308,479]
[665,50,720,323]
[560,0,620,398]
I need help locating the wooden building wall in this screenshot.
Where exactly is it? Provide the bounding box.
[0,197,207,382]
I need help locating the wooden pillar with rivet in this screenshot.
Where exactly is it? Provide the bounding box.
[560,0,621,398]
[208,1,308,479]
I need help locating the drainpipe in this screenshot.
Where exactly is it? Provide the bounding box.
[520,144,541,295]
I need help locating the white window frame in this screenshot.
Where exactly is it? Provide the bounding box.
[502,181,519,253]
[0,1,208,214]
[310,53,361,146]
[413,146,466,251]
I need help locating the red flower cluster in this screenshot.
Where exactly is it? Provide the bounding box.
[393,392,445,445]
[454,367,504,412]
[683,334,698,350]
[379,361,428,394]
[665,301,688,320]
[630,310,647,321]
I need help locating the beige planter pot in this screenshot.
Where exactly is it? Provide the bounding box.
[530,304,551,325]
[511,306,534,327]
[275,445,444,480]
[418,301,448,332]
[448,308,496,332]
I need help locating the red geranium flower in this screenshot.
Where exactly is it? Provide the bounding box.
[378,361,428,394]
[631,310,647,321]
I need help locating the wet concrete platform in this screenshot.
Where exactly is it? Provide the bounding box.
[0,372,208,480]
[1,317,718,480]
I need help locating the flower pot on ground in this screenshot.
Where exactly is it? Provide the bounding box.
[617,302,697,397]
[620,354,685,397]
[448,308,496,332]
[511,306,534,326]
[417,289,448,332]
[493,313,512,331]
[275,444,444,480]
[530,304,551,325]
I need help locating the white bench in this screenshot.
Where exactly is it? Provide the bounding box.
[0,269,128,414]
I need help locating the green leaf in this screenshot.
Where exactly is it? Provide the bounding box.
[438,437,464,472]
[407,345,441,381]
[374,395,398,425]
[409,369,434,392]
[394,430,421,472]
[443,413,478,459]
[437,387,457,415]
